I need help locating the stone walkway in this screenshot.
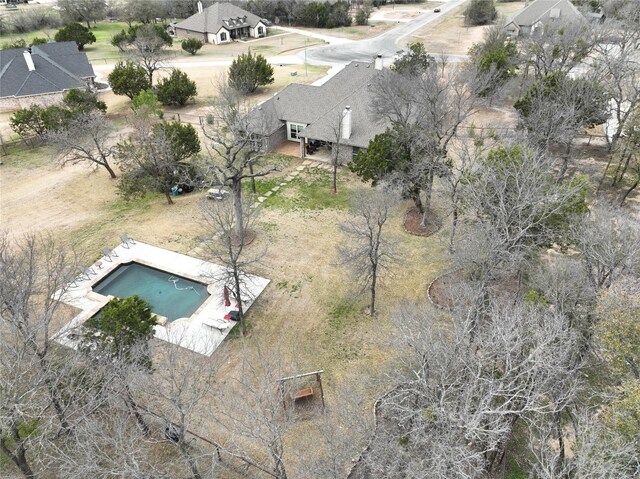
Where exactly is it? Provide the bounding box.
[255,160,334,204]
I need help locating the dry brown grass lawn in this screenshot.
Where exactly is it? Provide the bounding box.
[0,139,449,475]
[409,1,526,54]
[0,16,478,472]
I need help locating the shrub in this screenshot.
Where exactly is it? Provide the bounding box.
[228,50,274,94]
[181,38,203,55]
[54,22,96,50]
[29,37,48,46]
[355,5,372,26]
[108,61,151,99]
[1,38,27,49]
[464,0,498,26]
[156,69,197,106]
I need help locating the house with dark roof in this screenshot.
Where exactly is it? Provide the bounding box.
[505,0,583,37]
[174,2,268,45]
[249,58,391,163]
[0,41,95,111]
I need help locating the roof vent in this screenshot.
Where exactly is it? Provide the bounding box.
[197,1,203,13]
[23,51,35,72]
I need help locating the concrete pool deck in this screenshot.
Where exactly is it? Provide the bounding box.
[54,240,270,356]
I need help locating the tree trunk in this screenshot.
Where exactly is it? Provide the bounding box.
[125,386,150,437]
[558,144,571,180]
[165,191,174,205]
[232,179,244,238]
[369,262,377,316]
[620,179,640,206]
[420,170,435,227]
[249,164,257,194]
[0,431,35,479]
[270,445,287,479]
[232,265,246,336]
[103,162,117,179]
[617,153,633,185]
[412,188,423,213]
[448,206,458,254]
[332,163,337,194]
[597,153,614,192]
[178,442,203,479]
[554,411,566,475]
[38,354,71,431]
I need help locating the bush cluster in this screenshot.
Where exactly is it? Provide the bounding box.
[246,0,352,28]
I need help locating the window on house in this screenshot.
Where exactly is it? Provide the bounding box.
[220,32,227,41]
[288,123,305,141]
[257,26,264,36]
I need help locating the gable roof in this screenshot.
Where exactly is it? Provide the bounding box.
[506,0,582,27]
[0,41,95,99]
[175,2,264,34]
[251,61,392,148]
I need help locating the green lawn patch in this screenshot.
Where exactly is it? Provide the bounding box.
[243,177,282,196]
[328,299,360,330]
[109,192,158,217]
[267,168,352,211]
[2,142,53,169]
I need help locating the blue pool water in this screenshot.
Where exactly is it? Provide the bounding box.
[93,262,209,322]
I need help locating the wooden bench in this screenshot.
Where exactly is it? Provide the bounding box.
[291,386,314,401]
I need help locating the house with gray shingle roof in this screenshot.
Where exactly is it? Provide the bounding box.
[174,2,268,45]
[0,41,95,111]
[505,0,583,37]
[249,59,392,162]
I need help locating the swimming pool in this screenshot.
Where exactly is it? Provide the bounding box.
[93,262,209,322]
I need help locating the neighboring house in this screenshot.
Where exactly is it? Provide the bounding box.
[174,2,268,45]
[505,0,583,37]
[0,41,96,111]
[249,57,391,163]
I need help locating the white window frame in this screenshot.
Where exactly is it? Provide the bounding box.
[287,122,306,141]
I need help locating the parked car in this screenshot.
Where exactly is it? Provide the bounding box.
[434,8,441,13]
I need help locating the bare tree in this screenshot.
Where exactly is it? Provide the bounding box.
[116,116,200,205]
[200,195,265,335]
[602,109,640,203]
[357,295,583,477]
[52,402,165,479]
[129,24,169,85]
[457,142,588,284]
[527,409,640,479]
[370,62,485,226]
[571,204,640,289]
[338,186,398,316]
[519,18,599,81]
[200,80,282,238]
[47,110,117,178]
[328,109,347,194]
[0,233,110,477]
[515,73,608,177]
[212,339,293,479]
[141,339,222,479]
[58,0,106,29]
[443,131,495,252]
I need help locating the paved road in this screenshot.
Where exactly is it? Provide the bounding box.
[302,0,470,65]
[93,0,469,76]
